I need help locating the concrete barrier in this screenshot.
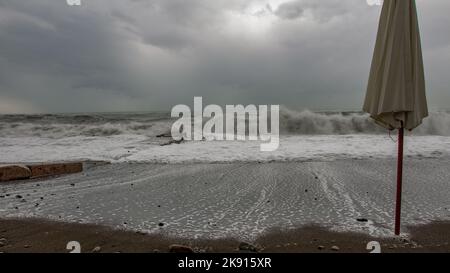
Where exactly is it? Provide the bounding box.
[27,162,83,178]
[0,165,32,182]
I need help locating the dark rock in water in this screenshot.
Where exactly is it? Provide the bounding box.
[160,138,184,146]
[16,195,23,199]
[357,218,369,222]
[156,133,172,138]
[158,222,165,227]
[238,242,259,252]
[169,244,194,253]
[70,183,75,186]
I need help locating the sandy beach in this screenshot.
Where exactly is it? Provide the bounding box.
[1,218,449,253]
[1,158,450,253]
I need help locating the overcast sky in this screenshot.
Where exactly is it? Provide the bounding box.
[0,0,449,114]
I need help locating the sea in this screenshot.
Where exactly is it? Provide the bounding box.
[1,109,450,164]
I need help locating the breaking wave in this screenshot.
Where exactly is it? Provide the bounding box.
[1,109,450,138]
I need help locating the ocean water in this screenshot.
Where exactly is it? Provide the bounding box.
[1,109,450,163]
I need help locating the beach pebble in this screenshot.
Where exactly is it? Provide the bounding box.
[357,218,369,222]
[317,245,325,250]
[331,246,340,251]
[24,244,31,249]
[158,222,164,227]
[238,242,259,252]
[0,238,7,247]
[169,244,194,253]
[15,195,23,199]
[92,246,101,253]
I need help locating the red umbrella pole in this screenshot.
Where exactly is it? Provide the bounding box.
[395,125,404,236]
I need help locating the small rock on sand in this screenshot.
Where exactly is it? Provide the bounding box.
[169,244,194,253]
[331,246,340,251]
[317,245,325,250]
[238,242,259,252]
[0,238,7,247]
[92,246,101,253]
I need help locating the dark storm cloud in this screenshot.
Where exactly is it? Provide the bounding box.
[273,1,305,20]
[0,0,449,113]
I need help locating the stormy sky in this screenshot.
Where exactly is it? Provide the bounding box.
[0,0,449,114]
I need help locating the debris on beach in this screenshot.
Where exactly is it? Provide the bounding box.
[169,244,194,253]
[238,242,259,253]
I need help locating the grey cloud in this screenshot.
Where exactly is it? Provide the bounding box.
[0,0,449,113]
[274,1,305,20]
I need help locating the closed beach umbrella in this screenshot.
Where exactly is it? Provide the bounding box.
[364,0,428,235]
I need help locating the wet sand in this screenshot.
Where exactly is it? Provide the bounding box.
[0,218,449,253]
[0,159,450,252]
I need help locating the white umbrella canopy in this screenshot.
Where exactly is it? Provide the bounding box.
[364,0,428,131]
